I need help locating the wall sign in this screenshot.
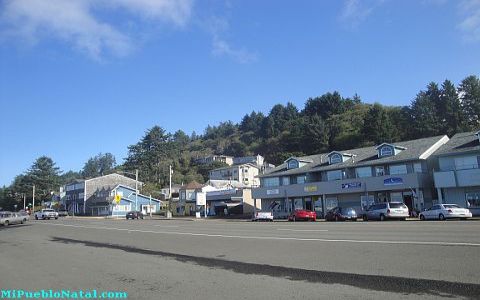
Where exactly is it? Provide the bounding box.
[266,189,280,195]
[304,186,318,192]
[342,182,362,189]
[384,177,403,186]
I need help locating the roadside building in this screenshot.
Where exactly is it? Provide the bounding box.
[173,181,206,216]
[93,184,162,217]
[64,173,141,215]
[233,155,264,166]
[209,163,260,187]
[433,130,480,216]
[195,155,234,166]
[252,135,449,218]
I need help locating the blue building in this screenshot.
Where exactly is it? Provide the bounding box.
[100,185,163,217]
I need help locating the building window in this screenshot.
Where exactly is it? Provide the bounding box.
[282,177,290,186]
[297,175,306,184]
[454,156,478,170]
[375,166,385,177]
[287,160,299,169]
[389,164,407,175]
[466,192,480,208]
[355,167,372,178]
[327,170,343,181]
[413,163,423,173]
[330,154,342,164]
[263,177,280,187]
[380,146,393,157]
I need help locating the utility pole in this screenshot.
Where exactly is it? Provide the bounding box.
[135,169,138,211]
[32,185,35,214]
[23,193,26,210]
[149,194,152,219]
[168,165,172,218]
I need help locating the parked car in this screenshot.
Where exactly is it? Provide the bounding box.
[419,204,472,221]
[57,209,69,217]
[34,209,59,220]
[362,202,409,221]
[126,211,144,220]
[325,207,357,221]
[288,210,316,222]
[252,211,274,222]
[0,211,28,226]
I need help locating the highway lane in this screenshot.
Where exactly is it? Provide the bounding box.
[1,218,479,299]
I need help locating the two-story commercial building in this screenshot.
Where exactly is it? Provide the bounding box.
[64,173,142,215]
[433,131,480,216]
[252,135,449,218]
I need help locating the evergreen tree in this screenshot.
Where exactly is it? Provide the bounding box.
[459,75,480,129]
[362,103,395,144]
[440,80,463,135]
[82,153,116,178]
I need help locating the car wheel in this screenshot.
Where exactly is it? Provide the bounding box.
[35,216,38,220]
[363,215,368,221]
[292,216,296,222]
[420,214,425,221]
[4,220,9,226]
[352,218,357,222]
[335,215,339,222]
[380,214,385,221]
[55,217,58,220]
[21,219,24,224]
[439,214,445,221]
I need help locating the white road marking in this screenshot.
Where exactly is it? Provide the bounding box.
[36,222,480,247]
[277,229,329,232]
[153,225,180,228]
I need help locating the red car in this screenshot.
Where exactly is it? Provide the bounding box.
[288,210,316,222]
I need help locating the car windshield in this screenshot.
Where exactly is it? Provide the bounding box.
[443,204,460,209]
[389,203,406,208]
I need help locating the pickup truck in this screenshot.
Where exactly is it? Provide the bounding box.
[34,209,58,220]
[252,211,274,222]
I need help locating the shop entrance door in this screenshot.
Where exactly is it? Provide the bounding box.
[403,195,413,214]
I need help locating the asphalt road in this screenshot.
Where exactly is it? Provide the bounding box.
[1,218,480,299]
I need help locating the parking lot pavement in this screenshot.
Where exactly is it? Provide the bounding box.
[1,218,479,299]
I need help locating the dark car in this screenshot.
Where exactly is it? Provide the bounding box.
[126,211,144,220]
[57,209,68,217]
[325,207,357,221]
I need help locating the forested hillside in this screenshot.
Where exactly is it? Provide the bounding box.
[1,75,479,208]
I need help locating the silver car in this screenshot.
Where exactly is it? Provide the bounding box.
[0,211,28,226]
[363,202,409,221]
[419,204,472,221]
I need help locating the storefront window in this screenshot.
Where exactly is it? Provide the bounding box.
[375,166,385,176]
[282,177,290,186]
[297,175,306,184]
[466,192,480,208]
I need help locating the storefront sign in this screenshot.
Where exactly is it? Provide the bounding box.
[266,189,280,195]
[384,177,404,186]
[196,192,206,206]
[304,185,318,192]
[342,182,362,189]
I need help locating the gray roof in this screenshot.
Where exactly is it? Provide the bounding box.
[260,135,448,178]
[433,131,480,156]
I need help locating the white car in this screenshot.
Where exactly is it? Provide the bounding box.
[34,209,59,220]
[0,211,28,226]
[252,211,274,222]
[419,204,472,221]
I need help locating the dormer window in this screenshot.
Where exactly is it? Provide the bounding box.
[287,159,299,169]
[330,153,342,164]
[380,146,393,157]
[376,143,406,158]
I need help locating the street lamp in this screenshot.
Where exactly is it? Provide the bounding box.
[117,170,139,211]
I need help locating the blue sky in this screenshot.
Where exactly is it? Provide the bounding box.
[1,0,480,186]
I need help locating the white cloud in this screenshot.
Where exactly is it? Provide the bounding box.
[206,16,257,64]
[458,0,480,42]
[0,0,193,60]
[339,0,385,28]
